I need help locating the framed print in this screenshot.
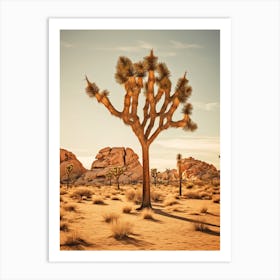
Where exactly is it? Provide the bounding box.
[49,18,231,262]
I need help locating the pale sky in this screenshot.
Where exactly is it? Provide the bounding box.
[60,30,220,171]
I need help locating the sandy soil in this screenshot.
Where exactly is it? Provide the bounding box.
[60,184,220,250]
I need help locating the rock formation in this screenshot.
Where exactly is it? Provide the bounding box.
[60,148,86,183]
[75,147,143,186]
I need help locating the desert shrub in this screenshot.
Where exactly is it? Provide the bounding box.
[63,204,77,212]
[70,187,92,200]
[60,189,68,195]
[103,212,120,223]
[92,196,106,205]
[111,219,133,240]
[134,189,142,204]
[151,190,163,202]
[199,191,212,200]
[141,208,154,220]
[60,222,69,232]
[200,207,208,214]
[185,190,201,199]
[213,196,220,204]
[62,232,91,248]
[164,197,179,207]
[125,189,136,201]
[122,204,133,214]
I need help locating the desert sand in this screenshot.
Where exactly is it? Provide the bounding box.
[60,183,220,251]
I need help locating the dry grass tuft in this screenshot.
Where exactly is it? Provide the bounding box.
[125,189,136,201]
[111,219,133,240]
[62,232,91,249]
[63,203,77,212]
[92,196,106,205]
[122,204,133,214]
[111,196,121,201]
[103,212,120,223]
[200,207,208,214]
[164,197,179,207]
[60,222,69,232]
[70,187,92,200]
[141,208,154,220]
[134,189,142,204]
[213,196,220,204]
[151,190,163,202]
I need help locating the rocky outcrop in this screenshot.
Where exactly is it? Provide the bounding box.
[181,157,220,183]
[75,147,143,186]
[60,148,86,183]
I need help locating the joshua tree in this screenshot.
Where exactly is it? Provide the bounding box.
[165,168,171,185]
[65,163,73,189]
[111,167,124,189]
[105,171,113,186]
[177,154,183,196]
[85,50,197,209]
[151,168,158,187]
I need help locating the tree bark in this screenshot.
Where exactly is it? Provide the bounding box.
[138,142,152,209]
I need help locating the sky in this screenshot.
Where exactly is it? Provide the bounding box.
[60,30,220,171]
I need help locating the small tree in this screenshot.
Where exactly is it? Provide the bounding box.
[111,167,124,189]
[177,154,182,196]
[165,168,171,185]
[105,171,113,186]
[65,163,73,189]
[85,50,197,209]
[151,168,158,187]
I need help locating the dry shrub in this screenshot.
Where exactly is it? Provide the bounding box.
[103,212,120,223]
[213,196,220,204]
[134,189,142,204]
[151,190,163,202]
[92,196,106,205]
[60,222,69,232]
[122,204,133,214]
[60,189,68,195]
[200,207,208,214]
[111,219,133,240]
[141,208,154,220]
[185,190,201,199]
[62,232,91,248]
[199,191,212,200]
[63,204,77,212]
[193,219,209,232]
[125,189,136,201]
[164,197,179,207]
[70,187,92,200]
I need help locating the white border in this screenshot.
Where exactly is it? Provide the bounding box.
[49,18,231,262]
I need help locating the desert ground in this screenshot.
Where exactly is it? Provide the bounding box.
[60,183,220,251]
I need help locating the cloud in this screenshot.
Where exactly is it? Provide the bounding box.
[170,40,203,49]
[193,102,219,111]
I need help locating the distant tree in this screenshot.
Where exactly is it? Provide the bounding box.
[105,171,113,186]
[111,167,124,189]
[85,50,197,209]
[151,168,159,187]
[165,168,171,185]
[65,163,73,189]
[177,154,183,196]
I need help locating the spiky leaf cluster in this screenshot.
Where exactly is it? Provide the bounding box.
[175,75,192,103]
[183,119,197,131]
[134,61,147,78]
[85,82,99,97]
[156,63,171,90]
[115,56,134,84]
[144,50,158,71]
[182,103,193,115]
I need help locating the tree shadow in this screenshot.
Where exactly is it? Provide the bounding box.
[153,208,220,228]
[116,235,154,247]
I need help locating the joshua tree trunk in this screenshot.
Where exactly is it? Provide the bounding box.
[138,143,152,209]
